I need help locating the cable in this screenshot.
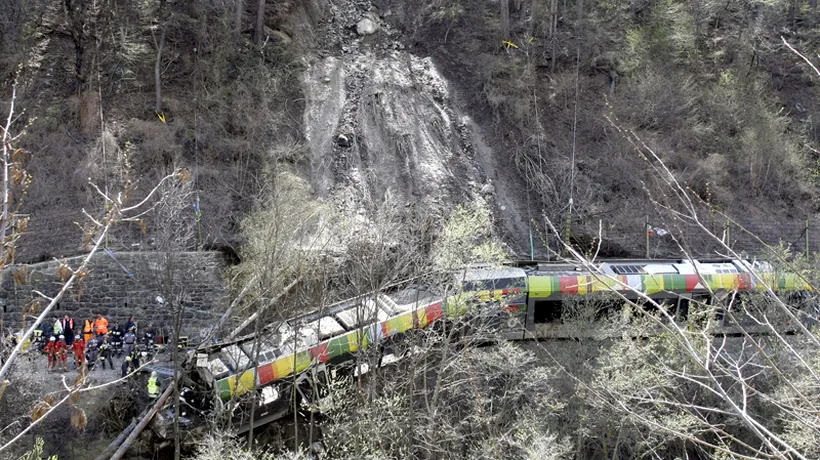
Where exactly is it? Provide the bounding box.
[569,40,580,217]
[193,37,202,249]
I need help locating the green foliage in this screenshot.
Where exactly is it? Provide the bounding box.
[774,334,820,458]
[321,338,568,459]
[192,430,306,460]
[233,170,327,287]
[431,201,509,272]
[17,438,56,460]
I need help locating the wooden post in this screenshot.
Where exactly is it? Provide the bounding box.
[645,216,650,259]
[563,210,571,256]
[806,217,810,259]
[724,220,730,248]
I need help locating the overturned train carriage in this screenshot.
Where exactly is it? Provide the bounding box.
[152,259,815,438]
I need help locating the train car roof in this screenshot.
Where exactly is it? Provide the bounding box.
[458,267,527,281]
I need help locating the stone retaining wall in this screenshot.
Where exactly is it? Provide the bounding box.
[0,251,230,337]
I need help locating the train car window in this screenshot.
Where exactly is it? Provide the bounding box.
[590,297,621,321]
[786,290,818,322]
[240,339,279,365]
[691,294,712,306]
[462,277,526,292]
[711,293,728,323]
[611,265,646,275]
[259,386,280,406]
[533,300,562,323]
[462,280,489,292]
[786,290,811,307]
[220,344,252,372]
[676,298,690,322]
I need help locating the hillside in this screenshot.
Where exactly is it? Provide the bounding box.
[2,0,819,263]
[3,1,820,457]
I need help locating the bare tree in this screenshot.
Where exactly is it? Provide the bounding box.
[219,169,336,447]
[0,165,185,454]
[253,0,265,45]
[522,106,820,458]
[0,82,29,265]
[143,174,196,460]
[500,0,510,39]
[62,0,92,94]
[154,0,168,114]
[235,0,243,43]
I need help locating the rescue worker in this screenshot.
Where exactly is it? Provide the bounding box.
[56,335,68,372]
[61,315,75,346]
[72,334,85,370]
[129,345,141,369]
[32,327,43,351]
[124,316,137,335]
[147,371,160,399]
[121,355,133,378]
[123,328,137,359]
[52,317,63,339]
[85,336,99,371]
[43,336,57,371]
[143,323,158,346]
[94,313,109,337]
[83,318,94,344]
[110,322,124,358]
[98,335,113,370]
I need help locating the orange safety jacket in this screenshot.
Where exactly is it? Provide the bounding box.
[95,317,109,335]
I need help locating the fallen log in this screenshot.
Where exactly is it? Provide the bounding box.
[92,418,138,460]
[109,382,176,460]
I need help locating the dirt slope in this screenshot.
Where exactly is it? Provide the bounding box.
[299,0,536,255]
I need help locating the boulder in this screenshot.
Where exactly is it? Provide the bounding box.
[357,18,378,36]
[337,134,351,148]
[481,182,495,195]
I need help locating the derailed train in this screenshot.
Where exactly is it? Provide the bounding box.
[151,258,815,438]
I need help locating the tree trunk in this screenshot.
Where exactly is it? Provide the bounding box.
[63,0,88,94]
[246,317,263,448]
[167,252,183,460]
[0,84,15,256]
[501,0,510,39]
[73,38,85,93]
[172,303,182,460]
[235,0,243,43]
[254,0,266,45]
[155,25,166,113]
[550,0,558,73]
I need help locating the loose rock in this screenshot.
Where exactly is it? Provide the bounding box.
[357,18,378,35]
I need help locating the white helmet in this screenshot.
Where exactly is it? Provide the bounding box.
[151,371,158,377]
[49,336,55,341]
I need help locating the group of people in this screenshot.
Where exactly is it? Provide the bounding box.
[40,313,162,378]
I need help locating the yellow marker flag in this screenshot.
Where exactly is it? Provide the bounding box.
[156,111,166,123]
[502,40,519,49]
